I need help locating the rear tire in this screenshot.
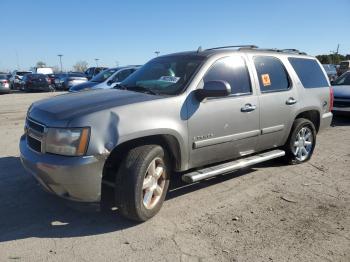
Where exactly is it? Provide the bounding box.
[115,145,170,222]
[284,118,316,164]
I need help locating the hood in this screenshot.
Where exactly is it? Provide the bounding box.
[29,89,162,123]
[333,85,350,99]
[69,81,100,92]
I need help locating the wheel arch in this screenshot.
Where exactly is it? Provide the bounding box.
[294,109,320,133]
[102,134,182,184]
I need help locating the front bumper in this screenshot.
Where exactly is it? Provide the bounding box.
[0,86,11,93]
[20,135,104,202]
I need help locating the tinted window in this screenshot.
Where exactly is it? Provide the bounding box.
[204,56,251,95]
[91,68,119,82]
[17,71,31,76]
[254,56,290,92]
[0,75,6,79]
[289,58,328,88]
[340,61,349,69]
[116,69,134,82]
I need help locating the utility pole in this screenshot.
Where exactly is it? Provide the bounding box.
[336,44,339,55]
[95,58,99,67]
[57,54,63,72]
[155,51,160,57]
[15,50,20,70]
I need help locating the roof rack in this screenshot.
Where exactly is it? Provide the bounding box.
[280,49,307,55]
[205,45,258,51]
[203,45,307,55]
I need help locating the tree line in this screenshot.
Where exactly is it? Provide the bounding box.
[34,52,350,73]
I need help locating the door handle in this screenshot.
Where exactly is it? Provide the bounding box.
[286,97,297,105]
[241,103,257,112]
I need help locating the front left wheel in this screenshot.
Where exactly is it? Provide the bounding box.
[115,145,170,222]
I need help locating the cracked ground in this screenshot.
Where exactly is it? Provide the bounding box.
[0,92,349,262]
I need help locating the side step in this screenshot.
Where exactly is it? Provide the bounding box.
[182,149,285,183]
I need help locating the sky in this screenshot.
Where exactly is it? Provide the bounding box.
[0,0,349,71]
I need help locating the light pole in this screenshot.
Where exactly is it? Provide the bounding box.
[57,54,63,72]
[95,58,99,67]
[155,51,160,57]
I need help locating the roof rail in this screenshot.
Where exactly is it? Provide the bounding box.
[203,45,307,55]
[242,47,307,55]
[280,49,307,55]
[205,45,258,51]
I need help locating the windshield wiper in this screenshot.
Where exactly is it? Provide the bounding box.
[115,84,159,95]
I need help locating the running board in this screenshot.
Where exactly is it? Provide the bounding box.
[182,149,285,183]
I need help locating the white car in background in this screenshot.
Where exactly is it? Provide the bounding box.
[69,66,140,92]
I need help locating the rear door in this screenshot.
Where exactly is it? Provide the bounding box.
[188,54,260,167]
[249,55,299,151]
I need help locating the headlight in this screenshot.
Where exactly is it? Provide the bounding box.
[45,127,90,156]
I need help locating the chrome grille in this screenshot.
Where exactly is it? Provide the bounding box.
[334,99,350,108]
[26,118,46,153]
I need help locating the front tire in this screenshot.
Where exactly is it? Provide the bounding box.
[284,118,316,164]
[115,145,170,222]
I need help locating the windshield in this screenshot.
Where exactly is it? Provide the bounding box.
[120,55,204,95]
[91,68,118,82]
[333,72,350,86]
[323,64,336,73]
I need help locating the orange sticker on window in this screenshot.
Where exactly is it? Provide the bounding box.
[261,74,271,87]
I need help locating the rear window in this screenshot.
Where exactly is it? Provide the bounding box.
[68,73,86,77]
[0,75,7,79]
[17,71,31,76]
[288,58,329,88]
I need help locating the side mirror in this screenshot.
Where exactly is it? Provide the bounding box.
[196,80,231,101]
[330,80,334,85]
[107,80,113,86]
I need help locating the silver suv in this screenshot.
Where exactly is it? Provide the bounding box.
[20,46,333,221]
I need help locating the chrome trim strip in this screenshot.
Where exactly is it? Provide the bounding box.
[261,125,285,135]
[193,129,260,149]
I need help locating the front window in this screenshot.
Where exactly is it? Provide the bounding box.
[91,68,119,83]
[120,55,204,95]
[333,72,350,86]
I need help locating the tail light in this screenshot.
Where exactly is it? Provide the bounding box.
[3,80,8,84]
[329,86,334,112]
[46,78,51,84]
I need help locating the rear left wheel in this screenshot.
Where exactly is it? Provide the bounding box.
[284,118,316,164]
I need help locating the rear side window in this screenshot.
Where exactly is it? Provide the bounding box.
[254,56,290,92]
[288,58,328,88]
[204,56,251,96]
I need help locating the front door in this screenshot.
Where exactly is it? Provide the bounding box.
[187,55,260,168]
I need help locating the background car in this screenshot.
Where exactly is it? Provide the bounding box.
[10,70,32,89]
[19,73,54,92]
[338,60,350,76]
[84,67,108,80]
[0,74,11,93]
[30,67,54,75]
[332,71,350,115]
[322,64,337,82]
[69,66,139,92]
[54,72,88,90]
